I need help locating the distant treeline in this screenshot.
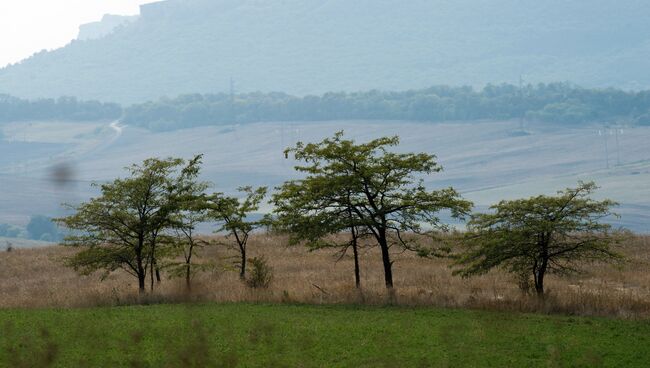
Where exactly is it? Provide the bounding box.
[122,83,650,131]
[4,84,650,130]
[0,94,122,123]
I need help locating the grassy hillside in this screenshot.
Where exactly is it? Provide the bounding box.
[1,0,650,103]
[1,303,649,367]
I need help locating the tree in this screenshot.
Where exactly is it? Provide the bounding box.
[454,182,625,296]
[165,156,212,290]
[26,215,62,242]
[208,186,268,280]
[56,156,200,293]
[273,167,370,289]
[277,132,472,290]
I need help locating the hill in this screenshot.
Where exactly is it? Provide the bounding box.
[1,0,650,103]
[1,119,648,232]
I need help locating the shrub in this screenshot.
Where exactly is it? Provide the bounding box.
[245,256,273,289]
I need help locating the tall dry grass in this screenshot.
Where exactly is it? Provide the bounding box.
[1,234,649,318]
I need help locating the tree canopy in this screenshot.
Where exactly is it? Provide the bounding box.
[208,186,268,280]
[454,182,626,295]
[275,132,472,290]
[0,94,121,123]
[56,156,203,292]
[122,84,650,131]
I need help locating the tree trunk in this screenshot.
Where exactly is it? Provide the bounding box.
[535,236,550,296]
[155,260,161,283]
[185,242,194,291]
[150,257,155,291]
[377,228,393,289]
[535,264,547,296]
[136,249,146,293]
[239,246,246,280]
[138,273,146,293]
[351,227,361,289]
[185,263,191,291]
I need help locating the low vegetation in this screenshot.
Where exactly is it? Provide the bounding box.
[2,234,649,317]
[2,303,650,367]
[0,94,121,123]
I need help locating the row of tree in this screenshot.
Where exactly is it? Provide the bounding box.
[122,83,650,131]
[0,215,64,242]
[3,84,650,129]
[0,94,121,123]
[57,132,624,296]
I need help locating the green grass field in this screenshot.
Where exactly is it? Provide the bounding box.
[1,303,649,367]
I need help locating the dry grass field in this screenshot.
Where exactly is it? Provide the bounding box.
[1,234,650,318]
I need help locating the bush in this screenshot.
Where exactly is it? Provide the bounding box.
[245,257,273,289]
[26,215,62,242]
[635,112,650,126]
[0,223,24,238]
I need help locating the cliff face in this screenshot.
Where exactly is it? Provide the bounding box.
[1,0,650,103]
[77,15,138,41]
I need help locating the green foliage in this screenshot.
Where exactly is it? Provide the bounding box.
[2,304,650,367]
[0,223,26,238]
[208,186,268,279]
[525,102,594,124]
[0,94,121,123]
[635,111,650,126]
[26,215,62,242]
[454,182,626,295]
[123,84,650,131]
[275,131,472,288]
[245,256,273,289]
[161,155,214,288]
[56,156,204,292]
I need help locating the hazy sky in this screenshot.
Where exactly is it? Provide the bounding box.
[0,0,155,67]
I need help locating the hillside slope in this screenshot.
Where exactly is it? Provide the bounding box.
[1,119,648,232]
[1,0,650,103]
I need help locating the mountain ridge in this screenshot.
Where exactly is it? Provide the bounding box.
[1,0,649,103]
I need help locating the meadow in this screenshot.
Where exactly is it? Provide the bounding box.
[2,303,650,367]
[2,234,650,366]
[2,234,650,317]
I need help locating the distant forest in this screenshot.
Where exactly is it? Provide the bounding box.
[123,83,650,131]
[0,94,121,123]
[3,84,650,130]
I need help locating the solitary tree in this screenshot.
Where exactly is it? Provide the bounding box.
[277,132,472,290]
[57,156,201,293]
[454,182,625,296]
[208,186,268,280]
